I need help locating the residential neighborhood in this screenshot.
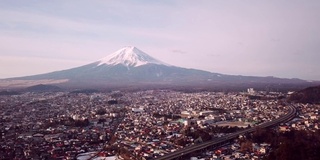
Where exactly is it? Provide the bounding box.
[0,90,319,159]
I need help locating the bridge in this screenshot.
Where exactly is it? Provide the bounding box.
[155,104,297,160]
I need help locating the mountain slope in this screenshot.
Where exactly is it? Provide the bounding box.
[289,85,320,104]
[25,84,61,92]
[15,46,218,83]
[2,46,318,90]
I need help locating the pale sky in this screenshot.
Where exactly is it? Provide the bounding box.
[1,0,320,80]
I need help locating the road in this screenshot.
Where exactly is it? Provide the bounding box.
[88,111,127,160]
[155,104,297,160]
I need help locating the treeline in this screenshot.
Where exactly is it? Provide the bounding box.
[44,117,90,128]
[153,113,181,120]
[247,128,320,160]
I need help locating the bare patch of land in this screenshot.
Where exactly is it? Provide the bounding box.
[0,79,68,89]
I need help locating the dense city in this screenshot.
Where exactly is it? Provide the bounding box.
[0,89,319,160]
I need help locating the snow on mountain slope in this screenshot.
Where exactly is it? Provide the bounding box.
[98,46,168,67]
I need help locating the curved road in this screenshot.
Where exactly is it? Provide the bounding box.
[155,104,297,160]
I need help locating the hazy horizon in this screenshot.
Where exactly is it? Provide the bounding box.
[1,1,320,80]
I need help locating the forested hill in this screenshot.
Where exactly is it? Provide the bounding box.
[289,85,320,104]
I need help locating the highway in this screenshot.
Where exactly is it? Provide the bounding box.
[155,104,297,160]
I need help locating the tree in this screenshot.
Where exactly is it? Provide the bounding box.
[240,140,252,153]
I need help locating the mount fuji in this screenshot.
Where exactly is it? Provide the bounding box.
[98,46,167,67]
[1,46,317,90]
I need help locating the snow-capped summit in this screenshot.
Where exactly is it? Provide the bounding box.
[98,46,167,67]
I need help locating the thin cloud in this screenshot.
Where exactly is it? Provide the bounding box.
[0,1,319,80]
[172,49,187,54]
